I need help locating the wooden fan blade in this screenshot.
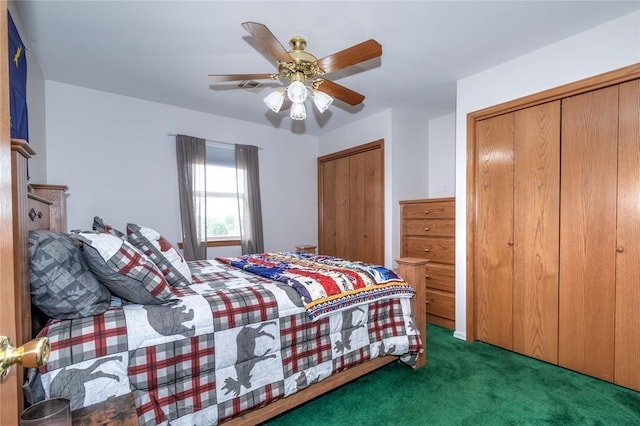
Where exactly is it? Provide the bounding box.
[316,80,365,106]
[241,21,293,63]
[208,73,273,82]
[316,39,382,74]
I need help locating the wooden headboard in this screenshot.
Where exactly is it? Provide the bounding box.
[11,139,68,343]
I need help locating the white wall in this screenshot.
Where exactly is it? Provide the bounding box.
[428,113,455,198]
[318,108,429,268]
[44,81,319,257]
[454,10,640,340]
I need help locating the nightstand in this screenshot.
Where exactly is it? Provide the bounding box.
[295,245,317,254]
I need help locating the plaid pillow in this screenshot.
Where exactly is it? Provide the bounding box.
[74,232,177,305]
[92,216,126,239]
[29,230,111,319]
[126,223,192,286]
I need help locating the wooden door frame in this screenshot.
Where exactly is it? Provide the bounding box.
[466,63,640,342]
[318,140,384,258]
[0,0,22,423]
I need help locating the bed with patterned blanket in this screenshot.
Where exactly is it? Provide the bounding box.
[25,252,423,425]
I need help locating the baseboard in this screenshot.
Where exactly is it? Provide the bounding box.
[453,330,466,341]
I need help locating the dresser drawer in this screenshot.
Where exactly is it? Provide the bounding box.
[426,288,455,321]
[27,194,51,231]
[403,218,454,237]
[404,237,455,264]
[401,199,454,219]
[426,263,455,293]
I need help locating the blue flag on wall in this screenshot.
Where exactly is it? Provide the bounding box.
[8,11,28,141]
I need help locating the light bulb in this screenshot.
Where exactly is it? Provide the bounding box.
[263,89,285,113]
[290,102,306,120]
[287,81,308,104]
[312,90,333,113]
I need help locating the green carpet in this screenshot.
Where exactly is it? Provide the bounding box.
[265,324,640,425]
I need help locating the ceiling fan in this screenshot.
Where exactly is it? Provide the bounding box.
[209,22,382,120]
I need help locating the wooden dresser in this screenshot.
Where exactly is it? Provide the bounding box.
[400,197,455,329]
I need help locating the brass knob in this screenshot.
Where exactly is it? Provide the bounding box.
[507,241,514,246]
[424,248,430,253]
[425,274,431,279]
[424,210,430,215]
[616,246,624,253]
[424,227,430,231]
[0,336,50,381]
[426,300,431,304]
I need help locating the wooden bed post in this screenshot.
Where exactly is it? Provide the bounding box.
[396,257,428,369]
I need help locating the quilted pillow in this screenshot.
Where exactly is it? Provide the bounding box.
[29,230,111,319]
[74,232,177,305]
[126,223,192,286]
[92,216,126,239]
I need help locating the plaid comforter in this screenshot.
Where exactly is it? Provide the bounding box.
[26,258,422,425]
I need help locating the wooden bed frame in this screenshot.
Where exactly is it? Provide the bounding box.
[10,139,428,425]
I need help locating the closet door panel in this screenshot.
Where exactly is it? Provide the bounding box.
[615,79,640,391]
[320,157,350,258]
[349,153,365,261]
[559,86,618,381]
[362,147,384,265]
[512,101,560,364]
[476,113,514,349]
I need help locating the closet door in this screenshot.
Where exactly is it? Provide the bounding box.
[349,147,383,264]
[512,102,560,363]
[559,86,618,381]
[319,156,350,259]
[476,113,514,349]
[615,79,640,391]
[318,141,384,264]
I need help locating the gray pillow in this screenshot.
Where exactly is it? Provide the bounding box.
[29,230,111,319]
[74,232,177,305]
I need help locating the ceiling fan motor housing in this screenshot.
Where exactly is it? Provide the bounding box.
[275,37,323,82]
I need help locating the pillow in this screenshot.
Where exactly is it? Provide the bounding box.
[92,216,126,239]
[126,223,192,286]
[28,230,111,319]
[74,232,177,305]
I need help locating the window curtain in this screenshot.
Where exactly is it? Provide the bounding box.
[176,134,207,260]
[235,144,264,254]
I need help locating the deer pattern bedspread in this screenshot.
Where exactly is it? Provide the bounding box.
[25,258,422,426]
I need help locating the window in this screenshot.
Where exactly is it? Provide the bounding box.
[205,145,242,241]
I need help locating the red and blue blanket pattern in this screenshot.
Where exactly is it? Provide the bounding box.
[216,252,415,321]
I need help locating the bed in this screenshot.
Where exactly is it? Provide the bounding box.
[11,139,427,425]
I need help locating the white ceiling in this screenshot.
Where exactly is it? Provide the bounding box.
[12,1,640,136]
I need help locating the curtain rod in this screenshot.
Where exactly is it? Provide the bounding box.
[168,133,262,150]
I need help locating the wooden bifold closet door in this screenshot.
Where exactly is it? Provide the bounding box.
[559,86,618,381]
[476,101,560,364]
[471,67,640,391]
[318,141,384,265]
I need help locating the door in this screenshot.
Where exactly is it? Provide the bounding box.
[318,141,384,264]
[476,112,514,349]
[559,86,618,381]
[348,147,383,264]
[512,101,560,363]
[615,79,640,390]
[318,156,350,258]
[0,1,23,423]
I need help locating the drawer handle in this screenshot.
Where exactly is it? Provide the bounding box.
[424,248,430,253]
[424,210,430,215]
[425,274,431,279]
[28,208,37,221]
[425,299,431,304]
[424,227,430,231]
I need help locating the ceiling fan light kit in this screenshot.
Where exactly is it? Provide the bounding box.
[209,22,382,122]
